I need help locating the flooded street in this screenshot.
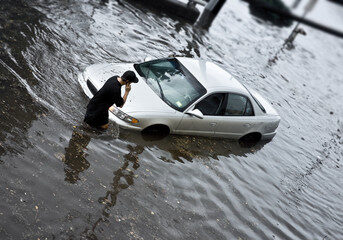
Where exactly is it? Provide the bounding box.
[0,0,342,239]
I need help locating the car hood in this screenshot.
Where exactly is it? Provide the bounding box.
[123,76,176,114]
[83,62,175,114]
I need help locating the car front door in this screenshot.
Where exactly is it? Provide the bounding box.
[214,93,258,138]
[176,93,225,137]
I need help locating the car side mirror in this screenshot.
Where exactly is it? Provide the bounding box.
[186,109,204,119]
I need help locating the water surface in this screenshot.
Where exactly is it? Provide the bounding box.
[0,0,342,239]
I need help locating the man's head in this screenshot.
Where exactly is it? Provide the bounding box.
[122,71,139,84]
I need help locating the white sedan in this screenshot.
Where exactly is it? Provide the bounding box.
[78,57,280,141]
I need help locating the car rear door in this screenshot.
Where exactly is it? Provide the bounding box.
[176,93,225,137]
[214,93,259,138]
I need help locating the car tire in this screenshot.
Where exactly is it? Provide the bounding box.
[142,124,170,141]
[238,132,262,148]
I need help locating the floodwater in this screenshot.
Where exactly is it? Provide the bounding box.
[0,0,342,239]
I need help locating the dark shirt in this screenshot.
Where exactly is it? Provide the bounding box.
[84,76,124,127]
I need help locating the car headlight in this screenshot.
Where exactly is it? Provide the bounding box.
[109,107,139,124]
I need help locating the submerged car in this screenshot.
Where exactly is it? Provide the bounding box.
[78,57,280,141]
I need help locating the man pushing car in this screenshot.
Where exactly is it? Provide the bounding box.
[84,71,138,130]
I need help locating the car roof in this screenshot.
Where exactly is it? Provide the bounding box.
[176,57,249,96]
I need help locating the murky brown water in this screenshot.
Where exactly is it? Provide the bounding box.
[0,0,342,239]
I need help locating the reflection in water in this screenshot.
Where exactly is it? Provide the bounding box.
[100,0,109,6]
[179,28,204,58]
[122,131,267,163]
[268,0,318,65]
[242,0,293,27]
[292,0,302,9]
[63,126,91,184]
[63,124,119,183]
[268,24,307,65]
[78,129,267,239]
[82,144,144,238]
[125,0,198,24]
[98,144,143,207]
[71,125,266,239]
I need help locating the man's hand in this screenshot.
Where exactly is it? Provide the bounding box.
[125,83,131,92]
[121,83,131,108]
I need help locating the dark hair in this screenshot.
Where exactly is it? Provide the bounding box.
[122,71,138,83]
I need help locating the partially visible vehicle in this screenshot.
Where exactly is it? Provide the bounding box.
[78,57,280,141]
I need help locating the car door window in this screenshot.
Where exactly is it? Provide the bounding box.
[244,99,254,116]
[224,94,254,116]
[195,93,225,116]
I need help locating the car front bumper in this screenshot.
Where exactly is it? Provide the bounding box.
[109,112,142,131]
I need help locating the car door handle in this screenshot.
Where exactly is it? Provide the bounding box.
[244,123,251,127]
[209,122,217,127]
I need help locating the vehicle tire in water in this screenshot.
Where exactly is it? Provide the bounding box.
[142,124,170,141]
[239,132,262,148]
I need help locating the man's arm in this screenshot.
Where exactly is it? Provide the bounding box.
[120,83,131,108]
[109,83,131,111]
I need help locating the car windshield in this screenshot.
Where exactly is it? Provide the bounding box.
[134,58,206,112]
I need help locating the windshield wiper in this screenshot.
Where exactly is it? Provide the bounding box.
[146,65,165,100]
[155,77,165,101]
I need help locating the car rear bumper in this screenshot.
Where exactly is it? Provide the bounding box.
[261,131,277,140]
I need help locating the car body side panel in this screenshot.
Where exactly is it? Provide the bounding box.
[214,115,280,139]
[259,116,281,136]
[130,111,183,133]
[175,114,219,137]
[214,116,264,139]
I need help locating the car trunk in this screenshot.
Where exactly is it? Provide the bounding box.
[249,89,279,116]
